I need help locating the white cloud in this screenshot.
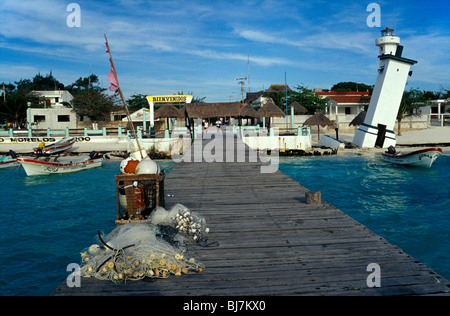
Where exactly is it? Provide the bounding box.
[236,27,374,55]
[0,0,448,100]
[186,49,293,67]
[0,64,40,83]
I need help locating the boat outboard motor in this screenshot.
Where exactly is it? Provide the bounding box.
[89,151,103,159]
[387,145,396,154]
[9,150,17,159]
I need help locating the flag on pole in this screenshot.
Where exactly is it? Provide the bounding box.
[108,69,119,91]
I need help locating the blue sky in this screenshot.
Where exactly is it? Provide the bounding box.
[1,0,449,102]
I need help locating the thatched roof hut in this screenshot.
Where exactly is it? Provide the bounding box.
[256,101,286,118]
[266,84,292,93]
[154,104,183,119]
[303,113,334,141]
[349,111,366,126]
[180,102,241,118]
[289,101,308,114]
[239,104,258,118]
[303,113,333,128]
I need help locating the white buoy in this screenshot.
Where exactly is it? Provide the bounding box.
[135,159,160,174]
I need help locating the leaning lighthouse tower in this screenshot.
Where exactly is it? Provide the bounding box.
[353,27,417,148]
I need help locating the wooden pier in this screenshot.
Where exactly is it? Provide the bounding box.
[54,138,450,296]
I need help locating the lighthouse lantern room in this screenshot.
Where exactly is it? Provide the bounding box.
[353,27,417,148]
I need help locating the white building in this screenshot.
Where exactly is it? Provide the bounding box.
[29,90,77,129]
[353,27,417,148]
[419,99,450,127]
[33,90,74,108]
[316,91,371,121]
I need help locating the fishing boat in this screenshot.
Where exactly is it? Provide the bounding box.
[0,157,18,168]
[33,137,76,156]
[17,153,103,176]
[382,146,443,168]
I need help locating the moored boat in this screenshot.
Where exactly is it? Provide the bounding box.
[0,157,18,168]
[382,146,442,168]
[17,155,103,176]
[33,137,76,156]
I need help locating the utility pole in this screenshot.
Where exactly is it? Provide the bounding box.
[285,72,288,127]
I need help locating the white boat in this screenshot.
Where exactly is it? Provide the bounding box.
[382,146,443,168]
[17,155,103,176]
[33,137,76,156]
[0,157,18,168]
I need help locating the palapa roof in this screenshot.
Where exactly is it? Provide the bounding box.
[303,112,334,127]
[239,104,258,118]
[154,104,183,119]
[266,84,292,93]
[256,101,286,118]
[349,111,366,126]
[180,102,242,118]
[289,101,308,114]
[245,91,263,103]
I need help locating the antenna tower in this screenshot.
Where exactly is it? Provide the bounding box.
[236,77,247,102]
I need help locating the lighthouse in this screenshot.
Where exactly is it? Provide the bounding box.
[353,27,417,148]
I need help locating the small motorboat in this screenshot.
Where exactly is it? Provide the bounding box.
[33,137,76,156]
[0,156,18,168]
[382,146,443,168]
[0,150,19,169]
[17,151,103,176]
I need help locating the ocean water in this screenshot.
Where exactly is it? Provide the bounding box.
[1,153,449,295]
[279,153,450,283]
[0,160,175,296]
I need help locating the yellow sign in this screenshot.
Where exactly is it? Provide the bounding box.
[147,95,193,103]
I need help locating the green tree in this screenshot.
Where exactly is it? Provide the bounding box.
[15,72,60,92]
[331,81,374,93]
[288,85,327,114]
[71,89,116,121]
[440,87,450,99]
[262,87,289,109]
[66,74,102,96]
[0,89,40,128]
[397,88,426,135]
[126,94,149,112]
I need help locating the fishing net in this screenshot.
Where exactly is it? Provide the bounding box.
[79,204,210,283]
[150,203,210,245]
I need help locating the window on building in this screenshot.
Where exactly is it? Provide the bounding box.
[57,115,70,122]
[34,115,46,122]
[345,107,351,115]
[114,114,127,120]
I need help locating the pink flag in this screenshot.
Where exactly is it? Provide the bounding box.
[108,69,119,91]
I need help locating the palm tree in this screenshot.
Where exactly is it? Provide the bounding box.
[0,90,39,128]
[397,88,425,136]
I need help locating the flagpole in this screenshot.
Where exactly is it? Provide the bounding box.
[104,34,144,160]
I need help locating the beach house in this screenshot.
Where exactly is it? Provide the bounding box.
[315,91,371,125]
[29,90,77,129]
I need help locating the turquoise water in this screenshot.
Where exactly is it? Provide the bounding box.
[0,160,175,296]
[279,153,450,282]
[1,154,449,295]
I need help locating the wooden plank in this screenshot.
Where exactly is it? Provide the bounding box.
[53,138,450,296]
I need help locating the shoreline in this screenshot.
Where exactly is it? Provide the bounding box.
[2,126,449,157]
